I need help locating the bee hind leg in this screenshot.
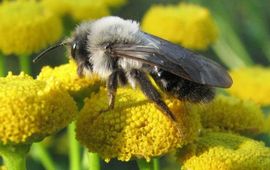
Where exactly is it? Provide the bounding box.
[130,69,176,121]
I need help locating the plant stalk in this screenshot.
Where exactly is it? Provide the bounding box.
[68,122,81,170]
[88,153,100,170]
[0,144,30,170]
[32,143,56,170]
[152,158,159,170]
[137,159,151,170]
[0,53,6,77]
[19,54,31,74]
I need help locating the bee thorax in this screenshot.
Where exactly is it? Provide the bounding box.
[91,49,113,79]
[88,16,141,49]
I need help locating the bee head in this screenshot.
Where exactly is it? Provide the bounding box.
[69,27,93,77]
[33,21,93,77]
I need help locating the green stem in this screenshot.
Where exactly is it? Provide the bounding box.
[244,0,270,63]
[88,153,100,170]
[82,149,89,170]
[137,159,151,170]
[215,16,254,66]
[0,144,30,170]
[68,122,81,170]
[262,41,270,62]
[152,158,159,170]
[18,54,31,75]
[0,53,6,77]
[32,143,56,170]
[212,39,247,69]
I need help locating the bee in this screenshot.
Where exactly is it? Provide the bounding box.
[34,16,232,121]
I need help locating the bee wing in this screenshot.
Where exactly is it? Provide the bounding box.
[111,32,232,88]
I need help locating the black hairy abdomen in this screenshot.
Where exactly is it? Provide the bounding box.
[150,68,215,103]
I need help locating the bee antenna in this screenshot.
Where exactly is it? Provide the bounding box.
[33,42,68,63]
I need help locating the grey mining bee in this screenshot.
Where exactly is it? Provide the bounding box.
[34,16,232,121]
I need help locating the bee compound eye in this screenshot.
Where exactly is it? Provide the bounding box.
[71,43,77,58]
[73,43,77,50]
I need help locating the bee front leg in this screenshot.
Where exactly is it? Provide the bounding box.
[99,71,118,113]
[107,71,118,110]
[130,69,176,121]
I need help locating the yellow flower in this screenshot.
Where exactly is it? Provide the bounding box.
[76,87,201,162]
[42,0,109,21]
[0,72,77,144]
[141,3,218,50]
[191,95,265,135]
[0,166,7,170]
[0,1,63,55]
[179,132,270,170]
[37,60,102,99]
[228,66,270,105]
[41,0,70,16]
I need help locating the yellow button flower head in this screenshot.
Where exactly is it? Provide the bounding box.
[42,0,109,21]
[179,132,270,170]
[76,87,201,162]
[0,1,63,55]
[41,0,70,16]
[192,95,265,135]
[37,60,101,99]
[141,3,218,50]
[228,66,270,105]
[0,72,77,144]
[0,166,6,170]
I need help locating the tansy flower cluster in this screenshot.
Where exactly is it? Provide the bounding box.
[228,66,270,105]
[37,60,102,99]
[76,87,201,162]
[142,3,218,50]
[0,166,6,170]
[42,0,126,21]
[191,95,265,135]
[0,1,62,55]
[0,72,77,144]
[0,1,269,169]
[179,132,270,170]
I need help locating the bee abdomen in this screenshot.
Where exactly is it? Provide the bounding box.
[150,68,215,103]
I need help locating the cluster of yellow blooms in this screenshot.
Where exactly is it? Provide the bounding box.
[0,1,62,55]
[0,1,270,169]
[142,3,218,50]
[228,66,270,105]
[76,87,201,162]
[0,0,127,55]
[34,63,270,167]
[192,95,266,134]
[42,0,126,21]
[0,72,77,144]
[37,60,102,99]
[42,0,108,21]
[179,132,270,170]
[0,166,6,170]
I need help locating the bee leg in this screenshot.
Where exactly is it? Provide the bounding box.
[117,69,128,86]
[99,71,118,113]
[130,69,176,121]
